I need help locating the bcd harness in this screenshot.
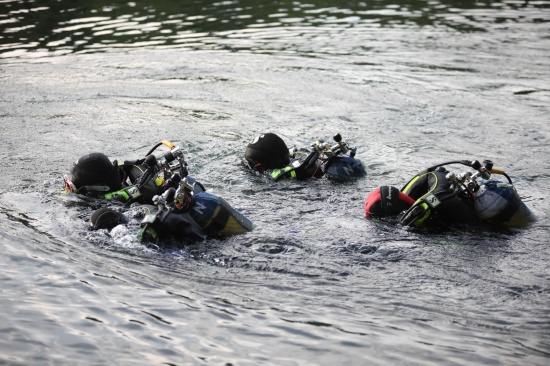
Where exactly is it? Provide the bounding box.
[398,168,478,226]
[102,162,165,204]
[268,150,322,181]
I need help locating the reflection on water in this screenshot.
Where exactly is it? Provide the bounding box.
[1,0,549,58]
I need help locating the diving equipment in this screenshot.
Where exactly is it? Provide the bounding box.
[243,132,366,182]
[65,140,199,206]
[136,178,253,243]
[73,140,254,244]
[365,159,534,227]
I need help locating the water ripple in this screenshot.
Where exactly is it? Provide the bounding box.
[1,0,549,59]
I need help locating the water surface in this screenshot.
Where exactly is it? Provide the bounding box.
[1,1,549,365]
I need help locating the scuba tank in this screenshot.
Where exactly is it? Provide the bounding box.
[188,192,254,236]
[474,180,534,226]
[137,176,253,243]
[313,133,366,182]
[324,155,366,182]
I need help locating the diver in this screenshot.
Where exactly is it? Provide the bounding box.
[242,132,366,182]
[63,140,253,243]
[63,141,200,205]
[364,159,535,228]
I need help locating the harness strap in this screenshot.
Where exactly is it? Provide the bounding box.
[270,166,297,181]
[399,170,457,226]
[104,185,142,202]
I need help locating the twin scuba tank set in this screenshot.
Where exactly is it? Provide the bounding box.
[128,142,253,243]
[364,159,534,227]
[137,173,254,244]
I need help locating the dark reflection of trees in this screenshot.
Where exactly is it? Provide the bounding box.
[0,0,547,55]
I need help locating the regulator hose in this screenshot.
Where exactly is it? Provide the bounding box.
[145,140,176,157]
[490,168,513,184]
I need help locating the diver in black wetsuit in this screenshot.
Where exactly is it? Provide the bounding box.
[63,141,253,243]
[364,159,535,227]
[242,132,366,182]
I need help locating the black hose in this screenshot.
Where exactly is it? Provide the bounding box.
[502,172,513,184]
[426,160,472,172]
[145,142,164,157]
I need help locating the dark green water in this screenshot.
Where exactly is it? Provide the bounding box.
[1,1,549,365]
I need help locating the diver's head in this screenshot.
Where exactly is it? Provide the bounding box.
[67,152,122,194]
[244,133,290,170]
[90,207,128,230]
[364,186,415,218]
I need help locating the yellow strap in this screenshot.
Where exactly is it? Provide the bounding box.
[271,166,295,180]
[161,140,176,150]
[413,203,432,226]
[402,173,427,195]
